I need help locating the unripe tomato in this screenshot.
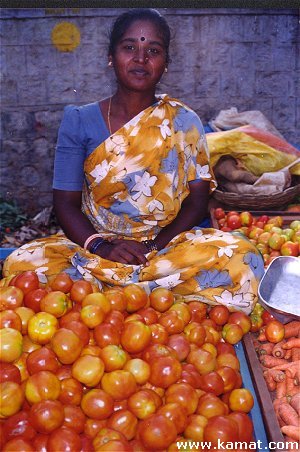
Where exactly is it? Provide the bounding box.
[0,286,24,311]
[25,370,61,404]
[28,312,58,345]
[229,388,254,413]
[72,355,105,387]
[0,381,24,418]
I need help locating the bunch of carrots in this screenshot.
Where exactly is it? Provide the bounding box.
[255,318,300,445]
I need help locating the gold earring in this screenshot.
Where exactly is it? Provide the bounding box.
[108,61,113,67]
[164,67,168,73]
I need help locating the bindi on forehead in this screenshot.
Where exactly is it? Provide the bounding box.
[141,36,145,41]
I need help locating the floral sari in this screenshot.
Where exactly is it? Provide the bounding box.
[3,95,264,314]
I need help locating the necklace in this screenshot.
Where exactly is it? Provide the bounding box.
[107,96,112,135]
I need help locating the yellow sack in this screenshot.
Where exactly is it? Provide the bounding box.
[206,125,300,176]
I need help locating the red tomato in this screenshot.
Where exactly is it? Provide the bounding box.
[0,327,23,362]
[32,434,50,452]
[0,362,21,384]
[0,381,24,418]
[81,388,114,420]
[216,366,238,392]
[137,307,159,325]
[184,322,206,347]
[94,322,121,348]
[0,309,22,330]
[188,301,207,323]
[15,307,35,335]
[127,388,161,420]
[139,413,177,450]
[84,418,107,439]
[227,411,254,442]
[50,327,83,364]
[40,291,69,318]
[82,292,111,315]
[10,271,39,295]
[104,288,127,312]
[165,382,199,415]
[80,304,105,329]
[158,310,185,335]
[0,286,24,310]
[63,404,86,433]
[149,355,182,388]
[72,354,105,387]
[170,302,191,325]
[179,363,202,389]
[92,428,128,451]
[203,415,239,446]
[196,392,228,418]
[216,342,236,356]
[100,345,128,372]
[2,437,34,451]
[228,311,252,334]
[229,388,254,413]
[123,358,150,385]
[107,409,138,440]
[59,377,83,406]
[101,370,137,401]
[4,411,36,441]
[149,323,169,344]
[27,312,58,345]
[214,207,226,220]
[209,305,230,326]
[157,402,188,434]
[29,399,64,433]
[199,371,224,395]
[62,320,90,346]
[26,346,60,375]
[183,414,208,441]
[25,370,61,404]
[261,309,275,325]
[216,352,240,371]
[24,288,49,313]
[104,310,125,332]
[265,319,285,343]
[47,426,82,452]
[222,323,244,344]
[70,280,93,303]
[123,284,148,312]
[167,334,190,361]
[149,287,174,312]
[187,348,216,375]
[50,272,73,293]
[227,210,239,217]
[121,320,151,354]
[227,214,242,230]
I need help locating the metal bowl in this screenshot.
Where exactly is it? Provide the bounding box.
[258,256,300,324]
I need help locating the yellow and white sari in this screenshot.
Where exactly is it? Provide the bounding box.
[4,95,264,314]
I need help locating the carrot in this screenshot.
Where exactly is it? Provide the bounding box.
[292,348,300,361]
[276,379,287,399]
[271,360,300,372]
[284,321,300,339]
[278,402,299,427]
[265,368,285,383]
[286,376,297,397]
[263,370,276,391]
[290,393,300,416]
[281,425,300,441]
[285,349,292,360]
[258,342,275,355]
[260,355,289,368]
[282,338,300,349]
[272,340,287,358]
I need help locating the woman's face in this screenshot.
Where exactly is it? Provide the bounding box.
[111,20,167,93]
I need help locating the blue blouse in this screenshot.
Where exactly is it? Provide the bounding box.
[53,102,110,191]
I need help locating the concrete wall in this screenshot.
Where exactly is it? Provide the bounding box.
[1,8,299,213]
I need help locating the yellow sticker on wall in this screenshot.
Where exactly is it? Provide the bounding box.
[51,22,81,52]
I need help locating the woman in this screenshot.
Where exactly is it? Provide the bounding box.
[4,9,264,314]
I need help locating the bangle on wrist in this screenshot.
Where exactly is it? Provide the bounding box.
[89,237,110,254]
[84,234,104,250]
[143,239,158,252]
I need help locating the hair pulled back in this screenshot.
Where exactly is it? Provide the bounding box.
[108,9,171,63]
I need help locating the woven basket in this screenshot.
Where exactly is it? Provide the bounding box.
[212,183,300,210]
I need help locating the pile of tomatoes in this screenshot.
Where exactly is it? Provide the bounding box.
[213,208,300,265]
[0,270,256,451]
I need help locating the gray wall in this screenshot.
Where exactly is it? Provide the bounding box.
[1,8,299,213]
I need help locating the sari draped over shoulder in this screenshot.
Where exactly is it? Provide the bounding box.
[3,95,264,314]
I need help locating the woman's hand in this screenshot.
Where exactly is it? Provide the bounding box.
[96,239,149,266]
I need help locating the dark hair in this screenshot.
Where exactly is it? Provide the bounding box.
[108,9,171,63]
